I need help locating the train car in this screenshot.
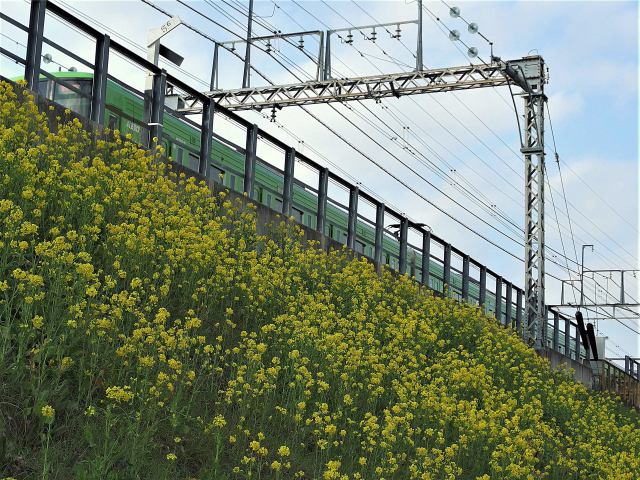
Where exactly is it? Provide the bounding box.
[30,71,506,317]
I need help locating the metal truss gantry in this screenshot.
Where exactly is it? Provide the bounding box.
[197,62,510,111]
[188,56,548,346]
[551,268,640,334]
[182,54,549,346]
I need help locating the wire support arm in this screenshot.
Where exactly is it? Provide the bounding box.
[191,61,514,111]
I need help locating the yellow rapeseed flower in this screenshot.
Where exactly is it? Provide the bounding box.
[105,385,134,403]
[41,405,55,422]
[277,445,290,457]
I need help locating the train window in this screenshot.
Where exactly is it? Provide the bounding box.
[355,240,365,254]
[385,253,390,265]
[229,174,237,191]
[292,207,303,223]
[107,114,118,130]
[37,79,48,97]
[328,224,334,239]
[52,79,92,117]
[210,165,224,181]
[38,79,54,99]
[305,214,312,227]
[172,144,183,165]
[188,152,200,171]
[274,198,283,212]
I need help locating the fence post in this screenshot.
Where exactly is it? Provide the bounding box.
[479,265,487,309]
[516,288,523,335]
[399,217,408,274]
[443,243,451,295]
[462,254,470,301]
[316,167,329,235]
[504,282,513,328]
[149,71,166,146]
[495,276,503,324]
[90,34,110,125]
[374,202,384,270]
[282,147,296,216]
[25,0,47,91]
[564,315,571,357]
[244,124,258,198]
[505,282,513,328]
[421,230,431,287]
[553,310,560,351]
[199,99,215,178]
[347,186,359,250]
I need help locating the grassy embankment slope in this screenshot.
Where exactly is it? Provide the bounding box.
[0,82,639,480]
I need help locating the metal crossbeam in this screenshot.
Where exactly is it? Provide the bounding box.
[189,61,513,111]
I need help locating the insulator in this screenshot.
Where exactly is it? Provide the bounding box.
[42,53,52,64]
[468,22,479,34]
[265,40,272,53]
[270,106,277,122]
[346,31,353,44]
[448,29,460,41]
[370,28,377,42]
[394,25,401,39]
[467,46,478,58]
[449,6,460,18]
[230,43,236,52]
[298,37,304,49]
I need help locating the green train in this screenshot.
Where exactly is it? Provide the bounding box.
[32,71,517,321]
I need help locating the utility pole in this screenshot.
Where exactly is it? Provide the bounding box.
[242,0,253,88]
[508,57,547,348]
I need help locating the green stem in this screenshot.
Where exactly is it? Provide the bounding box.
[42,422,51,480]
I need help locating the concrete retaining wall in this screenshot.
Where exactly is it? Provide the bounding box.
[537,348,594,387]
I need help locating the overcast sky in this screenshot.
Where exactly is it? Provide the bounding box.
[1,0,638,360]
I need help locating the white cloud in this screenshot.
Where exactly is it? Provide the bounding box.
[546,91,583,123]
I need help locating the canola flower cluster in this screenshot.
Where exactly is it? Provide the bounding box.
[0,81,639,479]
